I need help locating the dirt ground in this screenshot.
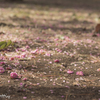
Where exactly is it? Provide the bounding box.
[0,0,100,100]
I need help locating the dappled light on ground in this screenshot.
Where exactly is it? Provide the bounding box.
[0,0,100,100]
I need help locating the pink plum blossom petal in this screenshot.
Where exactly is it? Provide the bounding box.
[97,68,100,71]
[15,55,20,58]
[37,83,40,85]
[18,75,22,79]
[23,78,28,81]
[54,59,60,63]
[67,70,74,74]
[76,71,84,76]
[6,66,12,70]
[61,96,64,98]
[8,80,10,83]
[10,72,18,79]
[26,45,30,49]
[0,62,5,65]
[0,67,5,74]
[9,57,14,61]
[45,53,51,56]
[31,49,38,54]
[23,97,27,99]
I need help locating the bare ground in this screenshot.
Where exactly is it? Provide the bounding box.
[0,0,100,100]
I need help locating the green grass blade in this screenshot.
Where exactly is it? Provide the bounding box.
[0,41,6,46]
[0,42,7,50]
[5,40,12,48]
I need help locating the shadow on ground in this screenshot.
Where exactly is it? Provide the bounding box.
[0,85,99,100]
[0,0,100,13]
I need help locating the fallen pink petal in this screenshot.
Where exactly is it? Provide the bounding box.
[0,2,99,100]
[97,68,100,71]
[54,59,60,63]
[6,66,12,70]
[67,69,74,74]
[76,71,84,76]
[9,57,14,61]
[23,78,28,81]
[10,72,18,79]
[23,97,27,99]
[0,62,5,65]
[0,67,5,73]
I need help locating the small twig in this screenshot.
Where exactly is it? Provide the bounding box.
[65,89,71,100]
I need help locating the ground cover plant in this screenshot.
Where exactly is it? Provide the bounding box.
[0,0,100,100]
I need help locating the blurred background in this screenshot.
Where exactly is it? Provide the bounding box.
[1,0,100,12]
